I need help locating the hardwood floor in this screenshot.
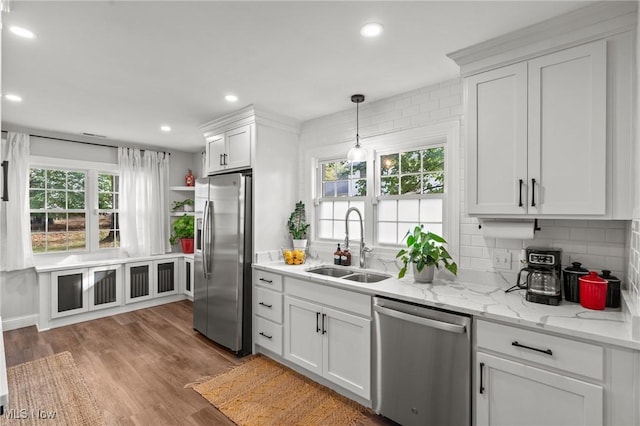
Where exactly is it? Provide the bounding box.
[3,301,393,425]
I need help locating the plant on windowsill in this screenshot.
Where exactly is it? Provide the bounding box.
[170,214,195,253]
[171,198,194,212]
[396,225,457,283]
[288,201,310,249]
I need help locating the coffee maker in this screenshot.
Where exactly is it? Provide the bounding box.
[515,247,563,305]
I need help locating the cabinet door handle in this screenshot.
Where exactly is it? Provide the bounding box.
[258,301,272,308]
[259,332,272,340]
[316,312,321,333]
[1,161,8,202]
[223,153,228,166]
[219,154,224,166]
[512,341,553,356]
[259,278,273,284]
[518,179,523,207]
[479,362,485,394]
[322,313,327,334]
[531,178,536,207]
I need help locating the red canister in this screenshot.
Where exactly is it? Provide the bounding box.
[579,271,608,310]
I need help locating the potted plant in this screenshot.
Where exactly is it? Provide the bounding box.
[170,214,195,253]
[288,201,310,249]
[396,225,457,283]
[171,199,195,212]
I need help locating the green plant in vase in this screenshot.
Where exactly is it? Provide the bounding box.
[171,198,194,212]
[396,225,457,282]
[288,201,310,242]
[170,214,195,253]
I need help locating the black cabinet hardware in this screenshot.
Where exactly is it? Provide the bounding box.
[1,161,8,202]
[258,302,272,308]
[512,340,553,356]
[518,179,523,207]
[259,332,272,340]
[259,278,273,284]
[479,362,485,394]
[219,154,224,166]
[316,312,320,333]
[222,153,228,166]
[322,313,327,334]
[531,178,536,207]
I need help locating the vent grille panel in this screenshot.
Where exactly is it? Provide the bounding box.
[157,262,175,293]
[94,270,117,305]
[130,265,150,299]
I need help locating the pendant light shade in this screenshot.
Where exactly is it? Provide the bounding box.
[347,94,366,163]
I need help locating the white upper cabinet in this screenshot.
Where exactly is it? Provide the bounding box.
[204,124,252,175]
[466,62,528,215]
[527,41,606,215]
[452,2,635,219]
[466,40,606,216]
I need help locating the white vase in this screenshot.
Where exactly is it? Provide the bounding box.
[412,263,435,283]
[183,204,194,212]
[292,239,308,250]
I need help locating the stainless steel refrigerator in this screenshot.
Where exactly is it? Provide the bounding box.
[194,172,252,355]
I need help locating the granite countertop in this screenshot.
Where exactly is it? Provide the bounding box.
[253,258,640,351]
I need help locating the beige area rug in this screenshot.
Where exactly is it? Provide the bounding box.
[0,351,104,425]
[189,355,371,426]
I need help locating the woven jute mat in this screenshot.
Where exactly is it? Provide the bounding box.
[189,355,372,426]
[0,351,104,425]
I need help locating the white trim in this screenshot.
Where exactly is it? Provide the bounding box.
[2,314,38,331]
[30,155,118,173]
[303,120,461,261]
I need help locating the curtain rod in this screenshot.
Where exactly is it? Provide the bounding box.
[0,130,170,155]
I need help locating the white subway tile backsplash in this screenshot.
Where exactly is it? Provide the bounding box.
[569,227,605,242]
[605,228,626,243]
[587,243,625,257]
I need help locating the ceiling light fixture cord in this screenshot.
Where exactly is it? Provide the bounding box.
[347,94,366,163]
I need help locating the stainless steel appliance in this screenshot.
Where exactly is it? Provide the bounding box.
[515,247,562,305]
[373,296,471,426]
[194,173,252,355]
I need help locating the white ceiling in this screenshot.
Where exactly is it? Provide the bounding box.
[2,1,591,152]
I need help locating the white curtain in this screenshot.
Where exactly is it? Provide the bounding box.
[0,132,34,271]
[118,147,170,257]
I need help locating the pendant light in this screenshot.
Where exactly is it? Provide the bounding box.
[347,94,366,163]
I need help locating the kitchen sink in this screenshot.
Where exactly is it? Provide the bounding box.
[306,265,391,283]
[305,266,354,278]
[342,272,391,283]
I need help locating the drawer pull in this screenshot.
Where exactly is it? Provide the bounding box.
[259,278,273,284]
[316,312,320,333]
[512,341,553,356]
[479,362,485,394]
[258,302,273,308]
[259,332,272,339]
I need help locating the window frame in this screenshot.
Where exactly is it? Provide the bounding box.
[305,121,460,261]
[30,156,119,255]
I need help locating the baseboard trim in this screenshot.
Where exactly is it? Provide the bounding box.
[2,314,39,331]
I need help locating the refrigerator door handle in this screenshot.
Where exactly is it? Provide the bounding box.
[202,200,211,278]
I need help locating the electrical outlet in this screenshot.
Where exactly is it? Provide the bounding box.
[493,249,512,270]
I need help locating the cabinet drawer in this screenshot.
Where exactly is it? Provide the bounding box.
[254,270,283,292]
[255,317,283,356]
[285,277,371,318]
[255,287,283,323]
[476,320,603,380]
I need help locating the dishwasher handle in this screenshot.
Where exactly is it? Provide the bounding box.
[374,304,467,334]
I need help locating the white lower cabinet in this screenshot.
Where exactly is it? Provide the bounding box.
[283,281,371,400]
[253,270,284,356]
[51,265,124,318]
[183,257,194,298]
[476,352,603,426]
[473,319,640,426]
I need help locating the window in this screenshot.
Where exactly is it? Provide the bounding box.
[98,173,120,249]
[30,168,87,252]
[29,164,119,253]
[317,160,366,240]
[377,146,445,245]
[314,145,448,247]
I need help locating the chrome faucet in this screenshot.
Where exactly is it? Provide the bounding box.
[344,207,373,268]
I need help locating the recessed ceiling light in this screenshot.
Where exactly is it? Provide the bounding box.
[5,94,23,102]
[225,95,238,102]
[9,26,36,39]
[160,125,171,132]
[360,23,384,38]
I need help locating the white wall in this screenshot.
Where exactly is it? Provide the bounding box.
[298,79,628,280]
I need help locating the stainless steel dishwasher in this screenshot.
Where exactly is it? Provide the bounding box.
[373,296,471,426]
